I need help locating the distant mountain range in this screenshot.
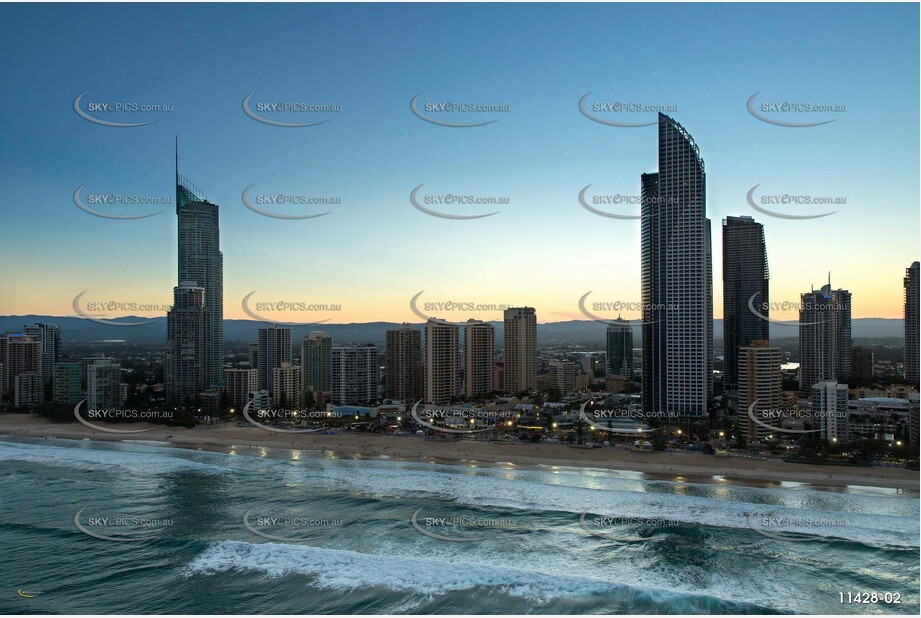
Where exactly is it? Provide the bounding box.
[0,315,905,345]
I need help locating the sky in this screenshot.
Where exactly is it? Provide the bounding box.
[0,2,918,326]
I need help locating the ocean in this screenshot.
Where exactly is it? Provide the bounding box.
[0,436,917,614]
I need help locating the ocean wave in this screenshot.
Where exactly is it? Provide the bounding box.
[183,540,777,612]
[274,463,919,548]
[0,440,233,476]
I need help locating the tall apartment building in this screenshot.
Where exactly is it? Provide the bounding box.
[1,334,41,401]
[503,307,536,393]
[464,320,495,398]
[722,216,769,389]
[23,323,62,389]
[331,345,379,405]
[257,326,292,394]
[301,331,332,396]
[271,363,302,409]
[905,261,920,387]
[165,282,208,404]
[424,319,460,404]
[605,318,633,378]
[811,381,849,442]
[799,283,852,396]
[88,360,123,410]
[176,148,223,389]
[223,368,258,411]
[53,362,83,405]
[641,114,713,418]
[384,324,423,402]
[737,341,782,442]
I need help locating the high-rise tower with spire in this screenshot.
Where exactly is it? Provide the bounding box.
[170,139,224,392]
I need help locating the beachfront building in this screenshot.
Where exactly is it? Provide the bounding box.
[737,341,782,443]
[331,345,379,405]
[53,362,82,405]
[425,319,460,404]
[23,323,62,390]
[301,331,332,398]
[176,153,223,389]
[811,380,849,443]
[165,282,208,404]
[464,320,495,398]
[503,307,537,393]
[14,371,42,407]
[257,326,292,394]
[799,283,852,396]
[88,360,123,410]
[271,363,302,409]
[224,368,257,411]
[385,324,423,402]
[641,114,713,419]
[722,216,769,389]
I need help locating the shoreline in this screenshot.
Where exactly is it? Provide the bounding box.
[1,413,917,492]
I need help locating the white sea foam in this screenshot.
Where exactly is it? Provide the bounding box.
[0,440,232,475]
[273,461,919,547]
[182,540,762,611]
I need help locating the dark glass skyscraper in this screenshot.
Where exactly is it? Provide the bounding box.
[176,145,223,389]
[605,318,633,378]
[904,261,919,387]
[641,113,713,419]
[722,216,769,389]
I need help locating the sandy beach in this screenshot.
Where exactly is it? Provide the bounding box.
[1,413,917,492]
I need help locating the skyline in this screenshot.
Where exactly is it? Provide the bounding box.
[1,3,918,324]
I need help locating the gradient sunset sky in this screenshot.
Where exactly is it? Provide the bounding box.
[0,3,918,325]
